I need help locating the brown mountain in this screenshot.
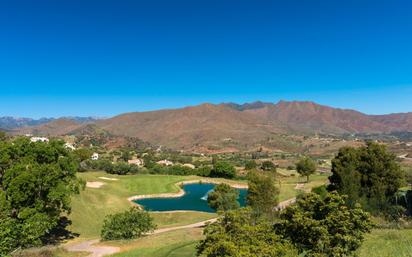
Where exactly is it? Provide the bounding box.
[13,101,412,149]
[95,103,282,149]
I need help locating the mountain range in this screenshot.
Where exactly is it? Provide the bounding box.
[5,101,412,149]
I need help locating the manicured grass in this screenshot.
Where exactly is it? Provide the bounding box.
[358,229,412,257]
[107,228,203,257]
[69,172,218,239]
[278,173,329,201]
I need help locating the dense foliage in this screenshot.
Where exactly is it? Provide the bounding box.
[244,160,257,170]
[0,137,83,255]
[247,170,279,218]
[296,157,317,182]
[81,159,140,175]
[328,142,405,214]
[261,160,276,172]
[275,192,373,257]
[101,207,156,240]
[197,208,298,257]
[207,183,240,212]
[210,161,236,178]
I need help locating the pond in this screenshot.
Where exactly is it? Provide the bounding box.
[134,183,248,213]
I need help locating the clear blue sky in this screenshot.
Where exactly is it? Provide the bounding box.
[1,0,411,118]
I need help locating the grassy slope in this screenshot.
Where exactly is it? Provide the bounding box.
[358,229,412,257]
[278,173,329,201]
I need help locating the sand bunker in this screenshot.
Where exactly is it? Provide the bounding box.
[86,181,106,188]
[99,177,119,181]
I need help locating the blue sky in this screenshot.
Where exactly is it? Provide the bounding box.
[1,0,411,118]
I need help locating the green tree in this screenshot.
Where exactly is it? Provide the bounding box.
[210,161,236,178]
[328,142,405,213]
[0,131,6,141]
[261,160,276,172]
[296,157,317,182]
[0,137,83,255]
[101,207,156,240]
[120,149,131,162]
[73,148,93,162]
[247,170,279,218]
[207,183,240,212]
[197,208,298,257]
[244,160,257,170]
[275,192,373,257]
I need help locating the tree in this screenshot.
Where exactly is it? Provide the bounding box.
[207,183,240,212]
[328,142,405,213]
[0,131,6,141]
[101,207,156,240]
[247,170,279,218]
[261,160,276,172]
[274,192,373,257]
[73,148,93,162]
[244,160,257,170]
[197,208,298,257]
[120,149,131,162]
[296,157,317,182]
[0,137,83,255]
[210,161,236,178]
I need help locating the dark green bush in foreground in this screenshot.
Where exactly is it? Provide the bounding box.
[101,207,156,240]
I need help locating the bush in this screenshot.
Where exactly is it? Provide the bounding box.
[101,208,156,240]
[210,161,236,178]
[275,192,373,257]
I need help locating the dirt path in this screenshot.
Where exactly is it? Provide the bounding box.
[65,239,119,257]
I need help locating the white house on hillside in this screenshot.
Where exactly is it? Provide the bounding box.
[157,159,173,166]
[128,159,144,167]
[64,143,76,150]
[30,137,49,143]
[91,153,99,160]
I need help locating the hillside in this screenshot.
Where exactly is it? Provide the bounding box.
[11,101,412,150]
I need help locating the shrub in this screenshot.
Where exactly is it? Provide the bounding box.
[275,192,373,257]
[101,208,156,240]
[210,161,236,178]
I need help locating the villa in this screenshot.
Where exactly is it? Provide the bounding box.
[157,159,173,166]
[30,137,49,143]
[128,158,144,167]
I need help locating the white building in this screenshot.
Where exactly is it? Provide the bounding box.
[30,137,49,143]
[157,159,173,166]
[183,163,195,169]
[128,159,144,167]
[91,153,99,160]
[64,143,76,150]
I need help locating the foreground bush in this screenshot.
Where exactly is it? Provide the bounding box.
[275,192,373,257]
[197,208,298,257]
[101,207,156,240]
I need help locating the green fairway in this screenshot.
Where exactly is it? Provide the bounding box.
[358,229,412,257]
[278,173,329,201]
[68,172,217,239]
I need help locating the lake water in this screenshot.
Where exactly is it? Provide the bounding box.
[134,183,248,213]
